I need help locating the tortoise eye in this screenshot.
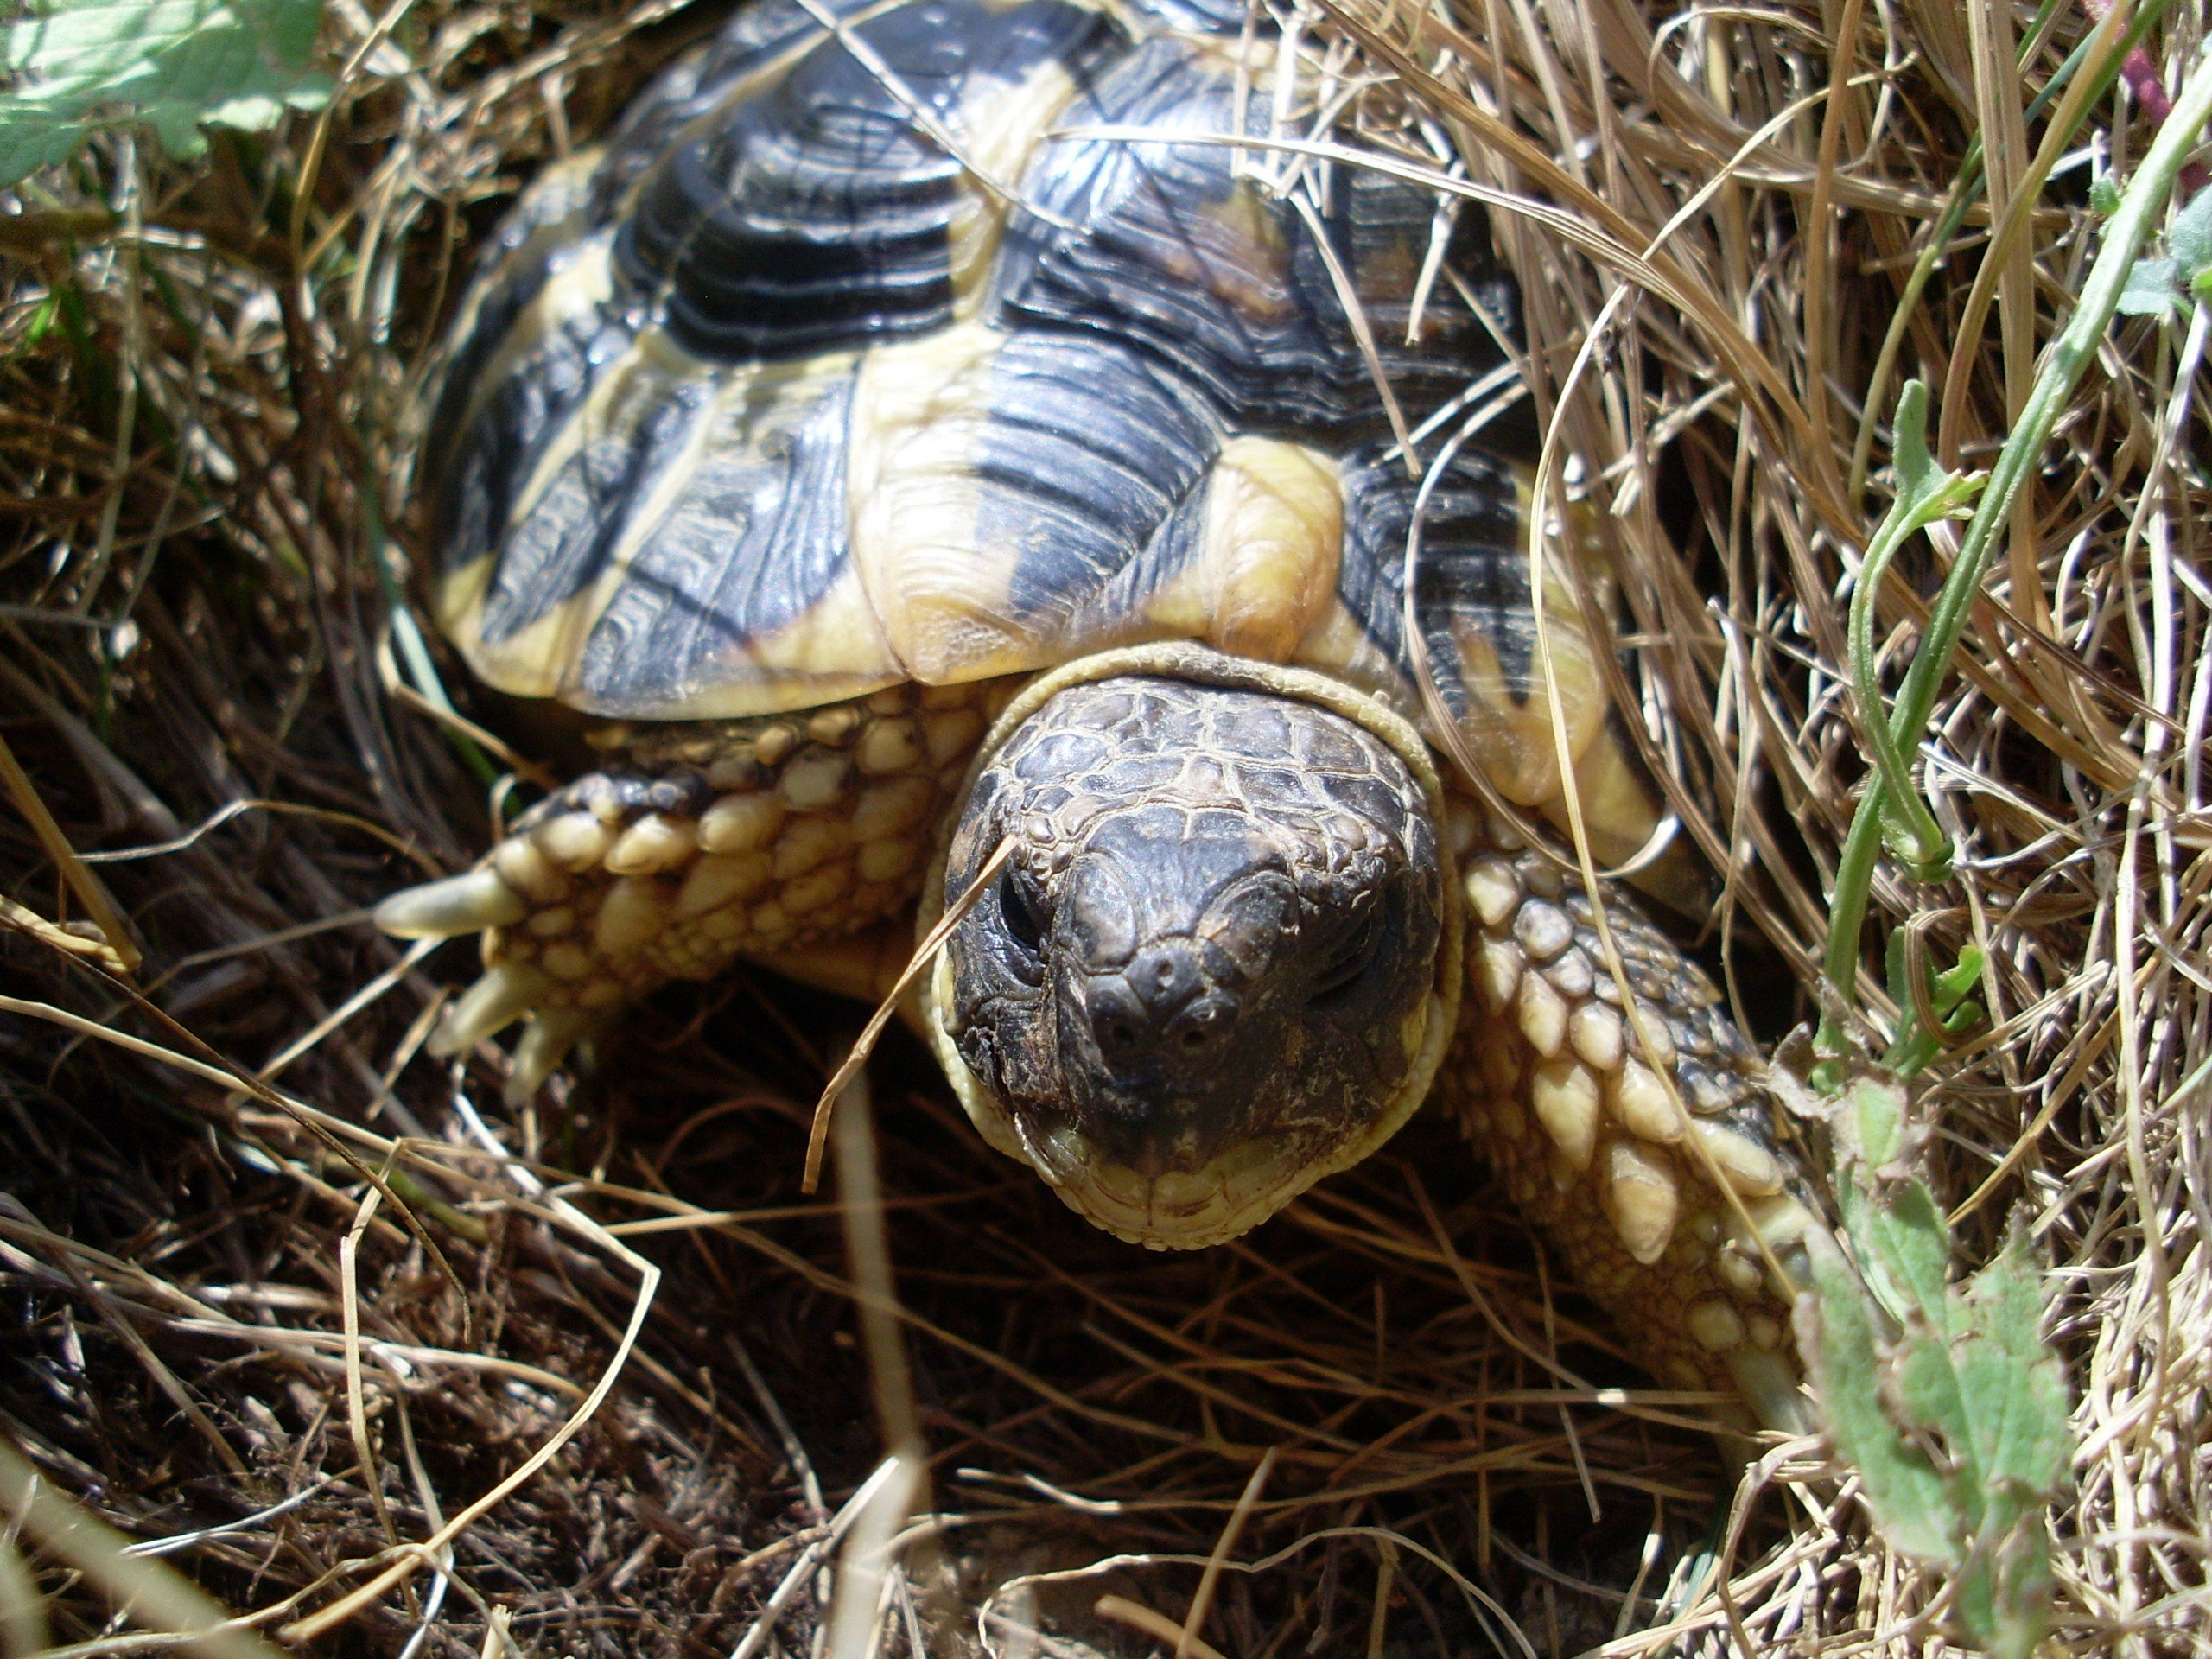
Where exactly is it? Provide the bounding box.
[998,868,1046,957]
[1310,910,1383,1004]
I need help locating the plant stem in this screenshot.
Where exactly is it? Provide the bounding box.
[1847,0,2177,499]
[1845,382,1984,880]
[1818,38,2212,1055]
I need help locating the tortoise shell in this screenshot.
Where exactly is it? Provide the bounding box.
[423,0,1655,846]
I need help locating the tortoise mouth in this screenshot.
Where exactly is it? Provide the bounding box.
[1021,1121,1315,1250]
[914,643,1465,1249]
[930,941,1445,1248]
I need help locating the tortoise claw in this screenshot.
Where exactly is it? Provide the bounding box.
[376,868,526,938]
[505,1007,593,1105]
[429,962,551,1058]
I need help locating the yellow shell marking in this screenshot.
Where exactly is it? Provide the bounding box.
[447,341,914,717]
[1138,436,1343,663]
[946,54,1084,316]
[847,321,1025,684]
[435,148,604,391]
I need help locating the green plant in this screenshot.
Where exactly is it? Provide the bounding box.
[2114,183,2212,317]
[1799,1075,2070,1659]
[1815,39,2212,1072]
[1794,41,2212,1656]
[1844,378,1986,890]
[0,0,328,187]
[1881,934,1986,1080]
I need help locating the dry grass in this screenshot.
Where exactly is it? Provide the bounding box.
[2,0,2208,1652]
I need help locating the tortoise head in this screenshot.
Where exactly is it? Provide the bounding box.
[927,650,1461,1249]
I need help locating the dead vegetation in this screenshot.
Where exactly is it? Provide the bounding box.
[2,0,2209,1652]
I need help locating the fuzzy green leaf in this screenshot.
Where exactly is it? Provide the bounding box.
[1842,1173,1954,1337]
[1956,1230,2071,1499]
[1982,1523,2056,1659]
[1931,1231,2067,1659]
[2168,186,2212,276]
[1888,379,1985,531]
[2117,257,2183,316]
[0,0,328,186]
[1800,1227,1956,1561]
[2114,190,2212,319]
[1832,1076,1955,1334]
[1814,1070,2071,1658]
[1838,1071,1908,1166]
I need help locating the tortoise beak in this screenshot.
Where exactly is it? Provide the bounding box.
[1016,1120,1319,1250]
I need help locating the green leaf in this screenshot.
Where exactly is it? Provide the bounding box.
[2167,186,2212,276]
[1838,1167,1953,1335]
[1937,1231,2068,1659]
[1999,1539,2055,1659]
[1982,1522,2055,1659]
[0,0,329,186]
[2113,189,2212,320]
[1810,1067,2072,1659]
[2117,257,2183,316]
[1883,938,1987,1078]
[1932,949,1986,1013]
[1800,1228,1957,1561]
[1956,1230,2071,1500]
[1888,379,1984,531]
[1836,1071,1908,1167]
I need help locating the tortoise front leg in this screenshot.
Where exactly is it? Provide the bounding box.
[377,683,1002,1101]
[1442,842,1824,1430]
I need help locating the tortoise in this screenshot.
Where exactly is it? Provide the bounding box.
[378,0,1824,1426]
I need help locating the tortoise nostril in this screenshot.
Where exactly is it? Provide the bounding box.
[1088,984,1147,1058]
[1084,968,1241,1069]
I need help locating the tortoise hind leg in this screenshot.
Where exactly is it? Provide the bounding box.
[1441,841,1827,1431]
[377,683,1002,1103]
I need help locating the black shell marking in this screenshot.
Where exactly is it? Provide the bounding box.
[989,33,1510,435]
[434,277,638,592]
[1333,442,1534,718]
[976,331,1224,629]
[617,0,1108,359]
[569,363,861,711]
[583,0,866,223]
[472,343,720,656]
[422,163,606,503]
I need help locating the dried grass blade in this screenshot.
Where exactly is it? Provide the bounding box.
[0,1440,284,1659]
[804,836,1014,1192]
[0,730,139,973]
[1096,1595,1232,1659]
[1176,1446,1277,1659]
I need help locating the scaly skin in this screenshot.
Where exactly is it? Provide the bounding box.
[376,680,1012,1098]
[1438,827,1815,1425]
